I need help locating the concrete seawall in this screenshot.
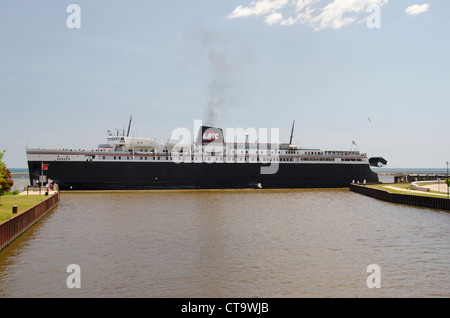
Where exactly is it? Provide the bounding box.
[350,184,450,211]
[0,192,60,251]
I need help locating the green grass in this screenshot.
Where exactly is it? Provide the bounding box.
[368,183,450,199]
[0,195,47,223]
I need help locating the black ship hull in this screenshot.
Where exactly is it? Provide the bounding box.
[27,160,378,190]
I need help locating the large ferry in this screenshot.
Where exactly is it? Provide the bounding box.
[26,119,386,190]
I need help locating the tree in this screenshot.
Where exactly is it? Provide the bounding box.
[0,150,14,200]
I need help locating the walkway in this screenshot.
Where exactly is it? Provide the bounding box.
[19,187,58,196]
[382,184,450,197]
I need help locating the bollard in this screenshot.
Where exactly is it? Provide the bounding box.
[12,205,18,214]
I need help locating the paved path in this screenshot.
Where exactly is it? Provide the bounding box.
[382,184,450,197]
[427,184,449,194]
[19,187,58,195]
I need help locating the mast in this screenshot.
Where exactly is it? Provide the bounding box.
[289,120,295,144]
[127,115,132,137]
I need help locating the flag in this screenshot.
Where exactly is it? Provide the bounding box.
[42,163,48,170]
[352,140,357,146]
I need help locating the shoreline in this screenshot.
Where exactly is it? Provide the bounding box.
[0,192,60,251]
[350,183,450,211]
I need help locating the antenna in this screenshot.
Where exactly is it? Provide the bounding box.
[127,115,132,137]
[289,120,295,144]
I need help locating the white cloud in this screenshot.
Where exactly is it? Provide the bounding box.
[295,0,320,12]
[227,0,389,30]
[227,0,289,19]
[264,12,284,25]
[405,3,429,16]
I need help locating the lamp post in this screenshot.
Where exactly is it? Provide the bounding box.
[447,161,449,198]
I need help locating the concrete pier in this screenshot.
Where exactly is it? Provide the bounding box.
[350,184,450,211]
[0,192,60,251]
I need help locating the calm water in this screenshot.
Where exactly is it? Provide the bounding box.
[1,189,449,298]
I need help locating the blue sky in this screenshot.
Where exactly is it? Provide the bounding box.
[1,0,448,168]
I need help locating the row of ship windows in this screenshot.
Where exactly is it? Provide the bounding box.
[100,156,363,162]
[182,150,353,155]
[137,150,336,155]
[105,156,302,162]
